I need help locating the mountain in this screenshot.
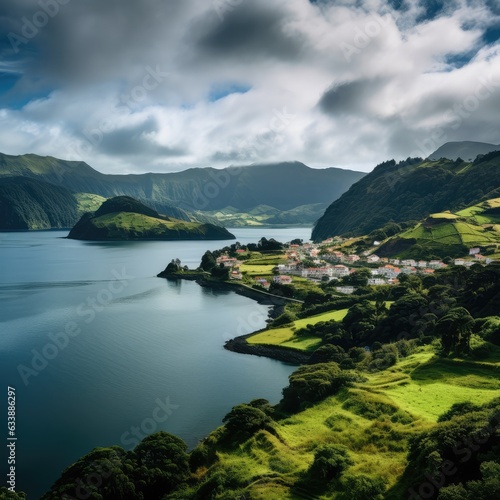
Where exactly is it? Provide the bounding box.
[67,196,235,241]
[376,198,500,259]
[428,141,499,161]
[0,177,79,230]
[312,154,500,241]
[0,153,365,225]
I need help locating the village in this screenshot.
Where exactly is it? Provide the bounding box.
[214,238,497,295]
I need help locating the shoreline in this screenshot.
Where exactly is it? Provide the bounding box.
[157,270,309,365]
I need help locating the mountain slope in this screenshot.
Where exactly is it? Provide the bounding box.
[0,177,79,230]
[376,200,500,259]
[312,154,500,241]
[68,196,235,241]
[428,141,499,161]
[0,153,365,223]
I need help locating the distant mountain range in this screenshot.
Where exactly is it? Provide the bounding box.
[428,141,500,161]
[0,153,365,229]
[312,150,500,241]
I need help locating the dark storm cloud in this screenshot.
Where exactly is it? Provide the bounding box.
[3,0,191,85]
[95,117,186,158]
[192,1,307,62]
[318,79,386,116]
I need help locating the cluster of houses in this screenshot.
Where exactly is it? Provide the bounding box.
[215,241,497,294]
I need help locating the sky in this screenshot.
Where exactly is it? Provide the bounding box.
[0,0,500,174]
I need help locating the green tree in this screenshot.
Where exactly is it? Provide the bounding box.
[223,404,272,437]
[200,250,216,271]
[309,444,353,481]
[281,363,354,411]
[0,488,26,500]
[134,432,190,497]
[436,307,475,355]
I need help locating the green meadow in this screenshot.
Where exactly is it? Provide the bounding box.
[247,309,349,352]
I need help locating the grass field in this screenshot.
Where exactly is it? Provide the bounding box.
[239,253,287,277]
[94,212,201,231]
[191,346,500,499]
[247,309,349,352]
[75,192,106,215]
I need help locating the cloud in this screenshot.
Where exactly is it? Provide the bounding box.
[0,0,499,173]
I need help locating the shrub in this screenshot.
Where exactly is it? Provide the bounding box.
[309,444,353,481]
[340,473,386,499]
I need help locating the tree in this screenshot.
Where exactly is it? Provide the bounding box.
[343,268,371,287]
[309,444,353,481]
[309,344,347,365]
[0,488,26,500]
[41,446,137,500]
[436,307,475,355]
[211,263,230,280]
[281,363,354,410]
[200,250,216,271]
[223,404,272,437]
[134,432,190,496]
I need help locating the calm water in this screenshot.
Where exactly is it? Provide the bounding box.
[0,227,311,498]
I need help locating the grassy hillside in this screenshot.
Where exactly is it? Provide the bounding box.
[74,192,107,216]
[377,199,500,259]
[42,260,500,498]
[68,196,235,241]
[312,154,500,241]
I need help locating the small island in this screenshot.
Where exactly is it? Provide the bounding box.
[67,196,236,241]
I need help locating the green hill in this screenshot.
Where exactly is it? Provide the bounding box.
[0,152,365,226]
[376,199,500,259]
[67,196,235,241]
[312,154,500,241]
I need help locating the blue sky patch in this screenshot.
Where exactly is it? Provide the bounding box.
[208,83,251,102]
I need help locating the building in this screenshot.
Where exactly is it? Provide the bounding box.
[331,265,350,277]
[273,275,293,285]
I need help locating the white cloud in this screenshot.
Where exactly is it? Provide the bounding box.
[0,0,499,173]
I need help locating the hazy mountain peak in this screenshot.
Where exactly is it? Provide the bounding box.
[428,141,500,161]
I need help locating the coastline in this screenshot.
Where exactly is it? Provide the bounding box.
[157,269,309,365]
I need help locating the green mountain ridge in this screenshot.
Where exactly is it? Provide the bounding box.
[0,152,365,226]
[67,196,235,241]
[312,154,500,241]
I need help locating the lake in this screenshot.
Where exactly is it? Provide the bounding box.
[0,227,311,498]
